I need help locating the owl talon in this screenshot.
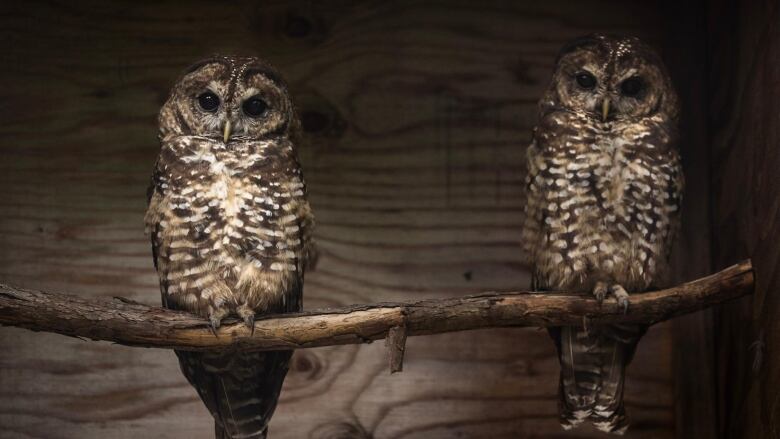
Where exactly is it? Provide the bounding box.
[244,314,256,336]
[610,284,630,314]
[208,318,220,337]
[592,282,608,304]
[237,305,257,337]
[207,308,228,337]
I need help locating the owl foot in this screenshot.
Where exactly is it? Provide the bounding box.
[244,314,256,336]
[208,317,220,337]
[237,305,256,336]
[592,282,630,313]
[610,284,630,314]
[207,307,230,337]
[592,281,609,303]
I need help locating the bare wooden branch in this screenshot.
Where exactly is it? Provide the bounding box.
[0,260,753,353]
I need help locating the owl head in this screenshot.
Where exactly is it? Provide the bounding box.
[159,56,296,142]
[543,34,679,122]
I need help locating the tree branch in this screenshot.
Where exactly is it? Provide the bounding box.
[0,260,753,355]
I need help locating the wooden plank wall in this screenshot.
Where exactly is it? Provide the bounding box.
[659,1,718,438]
[0,1,682,438]
[707,0,780,437]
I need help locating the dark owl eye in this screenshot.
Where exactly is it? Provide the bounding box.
[620,77,644,96]
[197,92,220,112]
[242,96,268,118]
[575,72,597,89]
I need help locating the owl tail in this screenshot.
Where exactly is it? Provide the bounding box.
[176,349,293,439]
[214,423,266,439]
[550,324,645,435]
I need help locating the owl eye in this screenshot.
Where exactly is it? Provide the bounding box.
[575,72,597,89]
[197,92,220,112]
[242,96,268,118]
[620,77,644,96]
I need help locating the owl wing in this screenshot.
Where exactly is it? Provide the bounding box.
[145,158,169,305]
[297,195,317,274]
[663,149,685,261]
[288,142,317,274]
[521,139,544,276]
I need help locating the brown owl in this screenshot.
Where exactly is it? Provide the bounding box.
[521,35,683,434]
[145,56,315,439]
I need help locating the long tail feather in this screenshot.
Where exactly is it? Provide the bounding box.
[552,324,644,434]
[177,350,292,439]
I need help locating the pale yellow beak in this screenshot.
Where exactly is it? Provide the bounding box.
[223,119,232,143]
[601,98,610,122]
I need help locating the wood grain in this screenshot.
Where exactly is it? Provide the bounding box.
[0,1,683,438]
[658,2,719,437]
[707,1,780,437]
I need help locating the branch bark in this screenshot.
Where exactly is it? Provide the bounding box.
[0,260,753,353]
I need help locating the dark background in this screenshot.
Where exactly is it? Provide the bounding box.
[0,1,776,438]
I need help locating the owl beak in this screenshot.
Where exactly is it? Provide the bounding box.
[223,119,232,143]
[601,98,610,122]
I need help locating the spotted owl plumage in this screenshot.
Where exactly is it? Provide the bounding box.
[145,56,315,439]
[521,35,683,434]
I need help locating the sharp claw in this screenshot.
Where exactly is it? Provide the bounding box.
[208,317,221,338]
[609,284,630,314]
[244,314,255,336]
[593,282,608,304]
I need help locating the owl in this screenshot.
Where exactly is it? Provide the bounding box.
[145,56,315,439]
[521,35,683,434]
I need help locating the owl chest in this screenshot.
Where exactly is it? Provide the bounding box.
[553,136,658,226]
[534,136,668,287]
[163,150,290,263]
[593,139,649,209]
[194,174,264,237]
